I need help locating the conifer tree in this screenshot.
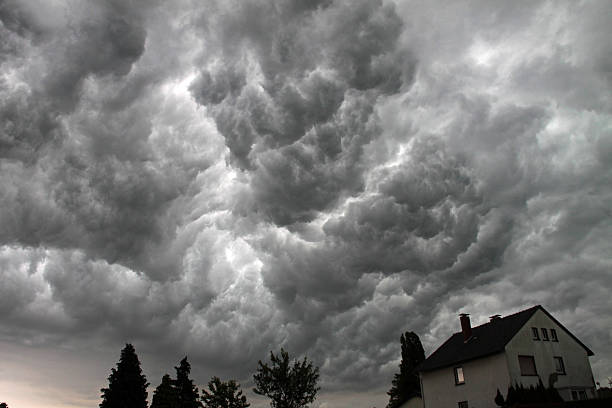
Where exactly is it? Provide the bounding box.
[175,357,201,408]
[100,343,149,408]
[201,376,250,408]
[499,381,563,407]
[547,385,563,402]
[494,388,505,407]
[505,384,517,406]
[386,332,425,408]
[151,374,179,408]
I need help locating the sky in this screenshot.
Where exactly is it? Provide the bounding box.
[0,0,611,407]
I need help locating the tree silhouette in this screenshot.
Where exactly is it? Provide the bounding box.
[175,357,201,408]
[253,348,320,408]
[151,374,179,408]
[100,343,149,408]
[386,331,425,408]
[494,388,505,406]
[497,381,563,407]
[201,376,250,408]
[0,403,8,408]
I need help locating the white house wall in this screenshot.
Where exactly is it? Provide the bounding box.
[398,396,423,408]
[504,308,596,400]
[420,352,510,408]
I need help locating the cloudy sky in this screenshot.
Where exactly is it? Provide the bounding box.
[1,0,611,407]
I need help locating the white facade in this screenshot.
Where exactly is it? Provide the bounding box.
[421,352,510,408]
[504,308,596,401]
[420,308,596,408]
[398,396,423,408]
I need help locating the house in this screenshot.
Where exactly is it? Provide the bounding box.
[417,305,596,408]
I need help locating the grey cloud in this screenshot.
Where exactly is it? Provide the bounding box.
[191,66,247,106]
[509,55,612,113]
[42,251,158,335]
[250,90,379,224]
[249,136,503,387]
[444,97,550,208]
[507,1,612,113]
[0,86,64,162]
[0,0,148,163]
[192,0,416,224]
[248,0,611,390]
[0,247,46,316]
[0,0,47,40]
[0,0,224,279]
[0,240,278,367]
[40,2,147,112]
[0,0,611,406]
[1,112,196,281]
[321,138,482,275]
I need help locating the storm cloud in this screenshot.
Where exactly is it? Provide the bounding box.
[1,1,611,407]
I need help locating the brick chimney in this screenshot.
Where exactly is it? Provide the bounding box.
[460,313,472,341]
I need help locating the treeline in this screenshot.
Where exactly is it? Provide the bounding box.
[99,344,319,408]
[494,380,563,407]
[0,331,420,408]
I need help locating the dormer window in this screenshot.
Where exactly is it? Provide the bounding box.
[541,328,549,341]
[532,327,540,340]
[550,329,558,342]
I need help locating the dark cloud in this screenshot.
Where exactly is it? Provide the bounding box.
[250,90,380,224]
[0,0,222,280]
[192,0,416,224]
[0,0,148,164]
[0,1,611,407]
[0,0,47,40]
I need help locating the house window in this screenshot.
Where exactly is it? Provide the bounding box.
[518,355,538,376]
[454,366,465,385]
[550,328,558,342]
[554,356,566,374]
[532,327,540,340]
[541,328,549,341]
[458,401,468,408]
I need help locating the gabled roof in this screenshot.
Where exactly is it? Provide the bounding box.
[418,305,593,372]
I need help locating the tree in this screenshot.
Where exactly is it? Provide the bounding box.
[386,332,425,408]
[100,343,149,408]
[175,357,201,408]
[0,403,8,408]
[497,381,563,407]
[151,374,179,408]
[202,376,250,408]
[494,388,505,407]
[253,348,320,408]
[505,384,517,406]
